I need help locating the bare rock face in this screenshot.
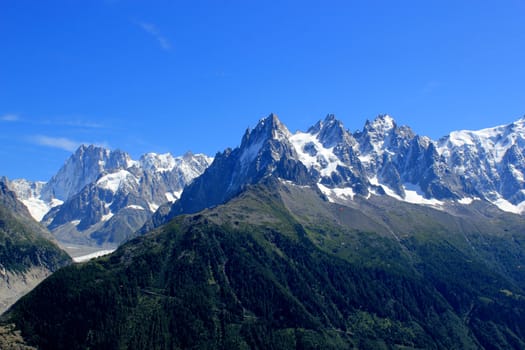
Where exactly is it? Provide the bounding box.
[8,146,212,247]
[148,113,525,231]
[10,114,525,247]
[41,145,133,202]
[0,266,51,314]
[0,179,71,314]
[157,114,311,223]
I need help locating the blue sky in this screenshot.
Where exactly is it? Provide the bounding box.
[1,0,524,181]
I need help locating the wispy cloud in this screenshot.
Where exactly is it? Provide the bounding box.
[31,135,110,152]
[32,136,82,152]
[1,114,20,122]
[1,114,107,129]
[136,21,171,50]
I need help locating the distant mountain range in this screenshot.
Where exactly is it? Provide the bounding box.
[5,114,525,248]
[149,113,525,229]
[5,113,525,349]
[7,147,212,246]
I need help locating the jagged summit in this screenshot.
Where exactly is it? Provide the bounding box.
[150,113,525,231]
[156,113,309,221]
[356,114,403,153]
[241,113,291,147]
[371,113,395,128]
[139,152,177,172]
[12,145,212,246]
[41,145,132,202]
[289,115,367,197]
[436,116,525,211]
[10,113,525,246]
[307,114,356,149]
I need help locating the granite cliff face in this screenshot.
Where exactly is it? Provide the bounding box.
[148,113,525,231]
[9,147,212,246]
[9,114,525,246]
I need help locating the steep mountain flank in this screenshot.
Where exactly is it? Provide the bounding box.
[5,168,525,349]
[0,180,71,313]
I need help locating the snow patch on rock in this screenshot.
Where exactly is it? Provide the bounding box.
[73,249,116,263]
[290,131,343,177]
[96,170,137,193]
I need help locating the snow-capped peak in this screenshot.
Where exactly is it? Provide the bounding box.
[437,117,525,163]
[434,116,525,213]
[139,153,176,172]
[289,114,358,179]
[41,145,132,201]
[307,114,356,149]
[239,113,292,166]
[366,114,396,133]
[355,115,400,170]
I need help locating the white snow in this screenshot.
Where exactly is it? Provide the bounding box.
[278,178,311,189]
[8,150,212,230]
[290,131,344,177]
[369,176,380,186]
[165,191,181,202]
[434,118,525,211]
[491,197,525,214]
[8,179,62,221]
[140,153,176,172]
[96,170,137,192]
[125,205,145,210]
[20,198,54,221]
[20,197,63,222]
[438,120,525,164]
[370,178,443,207]
[317,183,355,203]
[9,179,45,199]
[333,187,356,200]
[403,183,444,206]
[73,249,116,263]
[148,202,159,212]
[362,115,396,156]
[370,115,395,133]
[171,154,213,185]
[101,212,114,222]
[510,165,524,182]
[458,197,475,205]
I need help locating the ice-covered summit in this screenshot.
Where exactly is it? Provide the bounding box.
[437,116,525,212]
[9,113,525,247]
[9,145,213,246]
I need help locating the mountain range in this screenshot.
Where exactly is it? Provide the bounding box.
[7,147,212,247]
[149,113,525,229]
[6,114,525,249]
[3,113,525,349]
